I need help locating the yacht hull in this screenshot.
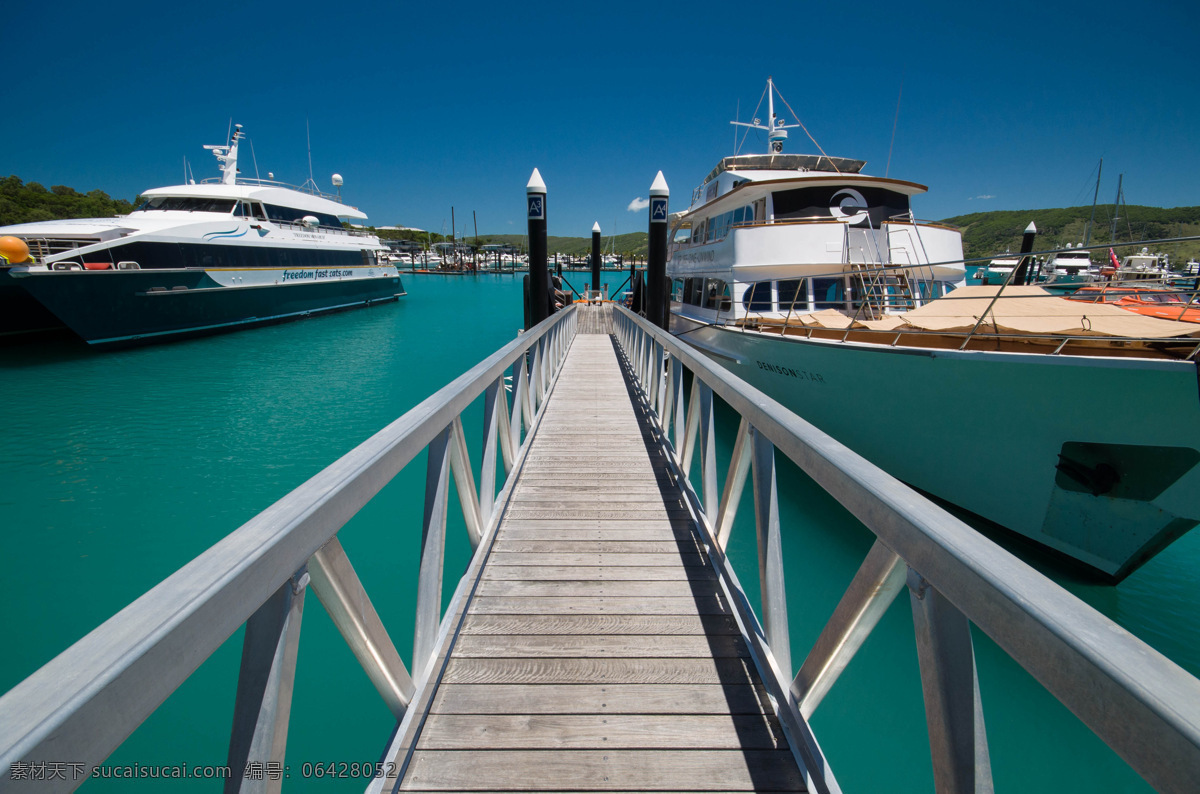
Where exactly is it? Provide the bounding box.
[11,266,405,346]
[671,312,1200,581]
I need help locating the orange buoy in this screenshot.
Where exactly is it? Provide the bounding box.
[0,235,31,264]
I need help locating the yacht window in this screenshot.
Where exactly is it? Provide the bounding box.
[777,279,806,312]
[812,277,845,309]
[137,196,237,213]
[742,281,772,312]
[702,278,729,310]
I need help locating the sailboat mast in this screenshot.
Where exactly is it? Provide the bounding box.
[1110,173,1124,243]
[1084,158,1102,246]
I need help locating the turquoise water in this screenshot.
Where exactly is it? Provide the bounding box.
[1,272,1195,792]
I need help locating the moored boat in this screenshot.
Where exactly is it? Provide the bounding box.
[666,77,1200,582]
[1,124,404,346]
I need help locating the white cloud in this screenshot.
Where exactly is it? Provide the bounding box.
[627,197,650,212]
[968,194,995,201]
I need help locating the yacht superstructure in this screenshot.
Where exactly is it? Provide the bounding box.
[664,78,1200,582]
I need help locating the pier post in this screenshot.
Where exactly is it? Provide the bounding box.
[1012,222,1037,285]
[592,222,602,297]
[647,171,670,330]
[527,169,549,324]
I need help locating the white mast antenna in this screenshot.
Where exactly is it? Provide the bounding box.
[203,123,242,185]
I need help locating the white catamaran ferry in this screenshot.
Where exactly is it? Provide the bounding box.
[0,124,403,346]
[666,78,1200,582]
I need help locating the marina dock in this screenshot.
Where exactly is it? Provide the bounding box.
[392,328,804,791]
[2,302,1199,794]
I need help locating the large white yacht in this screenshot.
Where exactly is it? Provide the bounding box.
[0,124,403,346]
[1039,244,1095,290]
[666,78,1200,582]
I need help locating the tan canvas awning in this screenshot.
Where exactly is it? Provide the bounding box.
[894,286,1200,339]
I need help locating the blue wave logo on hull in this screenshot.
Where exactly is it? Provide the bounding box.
[203,227,248,241]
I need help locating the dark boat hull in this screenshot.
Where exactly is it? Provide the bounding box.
[0,268,67,336]
[11,267,405,346]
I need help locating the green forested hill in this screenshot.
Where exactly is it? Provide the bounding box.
[943,204,1200,263]
[472,232,651,258]
[0,176,135,225]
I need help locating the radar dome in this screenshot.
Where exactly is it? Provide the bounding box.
[331,174,344,187]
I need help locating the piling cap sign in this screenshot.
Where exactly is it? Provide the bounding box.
[527,168,546,219]
[649,171,669,224]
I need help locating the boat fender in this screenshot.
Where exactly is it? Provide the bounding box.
[83,262,111,270]
[0,235,32,264]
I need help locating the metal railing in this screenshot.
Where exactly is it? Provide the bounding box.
[0,305,579,793]
[612,305,1200,794]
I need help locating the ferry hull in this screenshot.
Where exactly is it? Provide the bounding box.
[11,267,405,346]
[672,313,1200,581]
[0,268,66,336]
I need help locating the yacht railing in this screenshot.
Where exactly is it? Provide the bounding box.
[612,304,1200,794]
[0,305,579,792]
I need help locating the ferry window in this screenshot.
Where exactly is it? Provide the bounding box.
[733,207,745,225]
[742,282,772,311]
[692,220,706,244]
[777,279,805,312]
[251,203,267,221]
[138,196,237,213]
[672,279,685,301]
[265,204,342,228]
[812,277,844,309]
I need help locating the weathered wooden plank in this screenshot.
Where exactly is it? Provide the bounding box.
[499,518,697,531]
[481,566,704,582]
[475,579,719,599]
[489,540,704,555]
[467,596,729,616]
[415,714,786,750]
[457,614,740,636]
[400,749,806,791]
[451,634,748,659]
[497,528,695,542]
[442,657,759,685]
[484,553,708,567]
[429,683,772,715]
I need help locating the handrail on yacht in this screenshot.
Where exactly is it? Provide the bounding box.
[611,304,1200,794]
[0,306,580,791]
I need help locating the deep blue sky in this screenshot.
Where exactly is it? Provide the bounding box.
[7,0,1198,238]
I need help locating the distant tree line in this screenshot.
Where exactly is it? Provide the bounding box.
[4,175,1196,264]
[0,176,135,225]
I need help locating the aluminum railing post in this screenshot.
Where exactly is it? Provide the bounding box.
[670,357,684,453]
[308,537,413,718]
[224,569,308,794]
[698,382,719,517]
[715,418,753,551]
[908,568,993,794]
[413,427,452,681]
[482,378,504,520]
[752,426,792,677]
[449,416,484,550]
[792,539,906,719]
[511,359,528,453]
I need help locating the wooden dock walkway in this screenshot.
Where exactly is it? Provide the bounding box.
[397,323,806,792]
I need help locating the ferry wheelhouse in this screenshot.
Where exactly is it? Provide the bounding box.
[665,78,1200,582]
[1,124,403,346]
